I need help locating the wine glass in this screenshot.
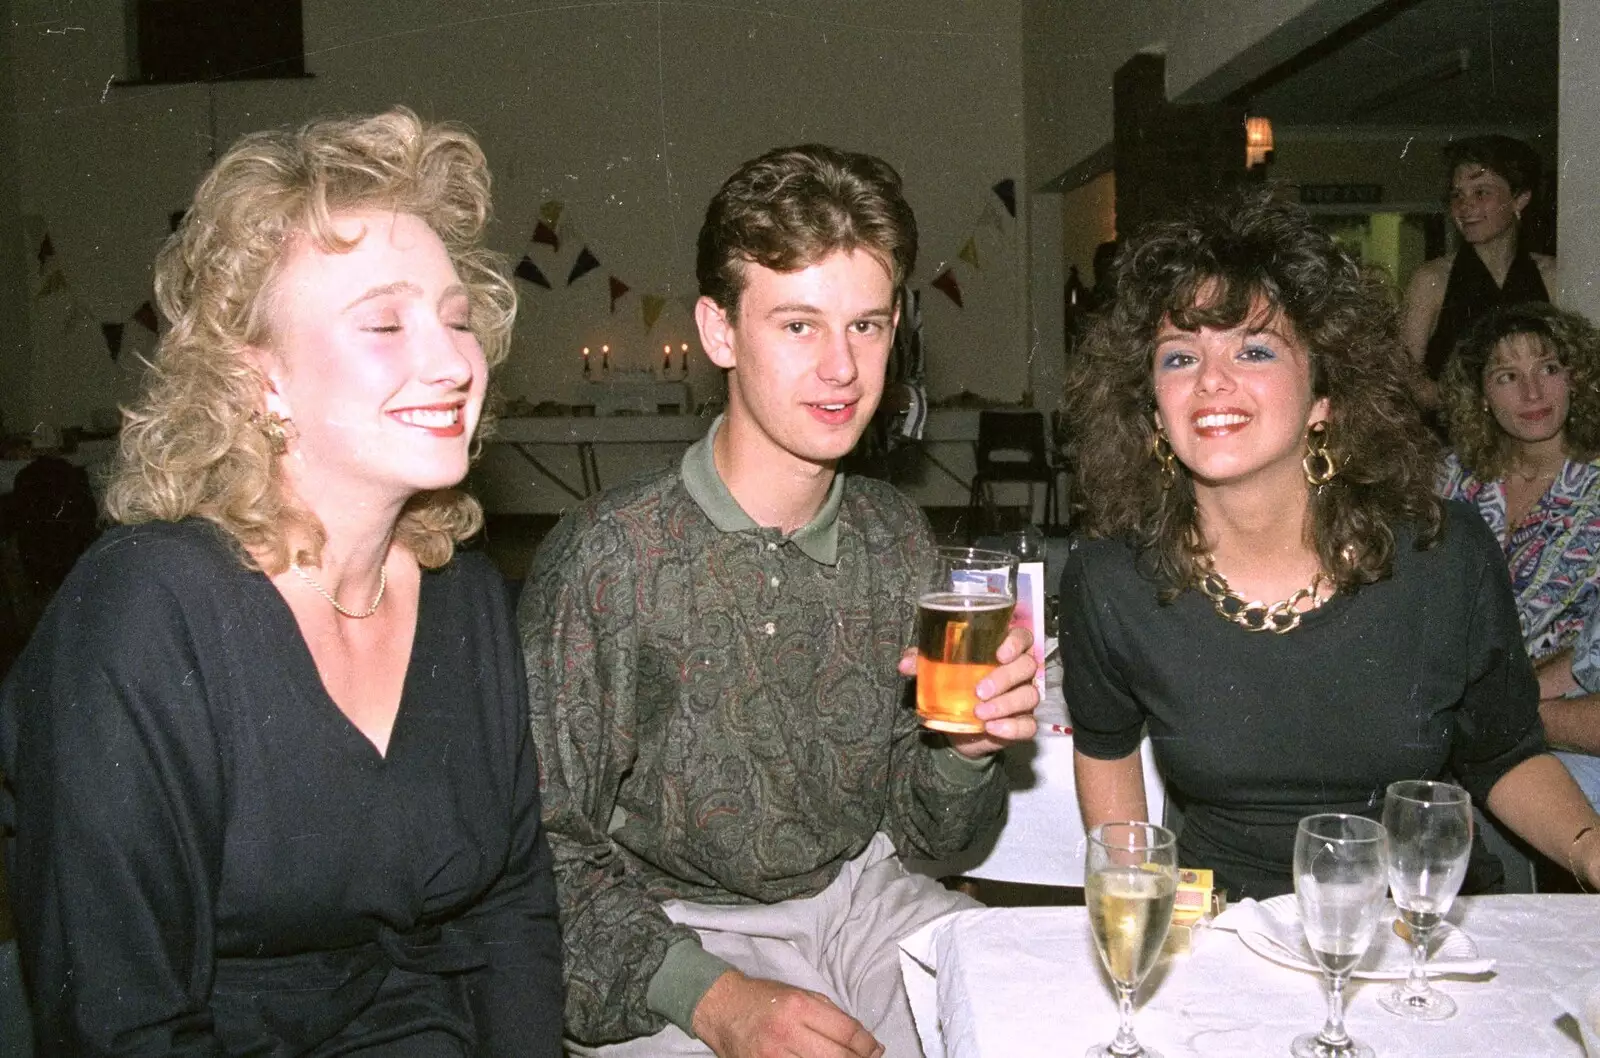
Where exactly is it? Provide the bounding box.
[1378,779,1473,1020]
[1292,813,1390,1058]
[1084,822,1178,1058]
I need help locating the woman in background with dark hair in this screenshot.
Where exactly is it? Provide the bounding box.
[1403,135,1557,406]
[1060,193,1600,900]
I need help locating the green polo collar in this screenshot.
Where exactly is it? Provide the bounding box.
[680,415,843,566]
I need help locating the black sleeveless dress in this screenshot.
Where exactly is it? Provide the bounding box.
[1424,246,1549,380]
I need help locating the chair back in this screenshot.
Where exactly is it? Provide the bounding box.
[974,411,1050,478]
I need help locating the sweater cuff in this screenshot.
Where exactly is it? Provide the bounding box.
[933,743,998,785]
[645,937,736,1037]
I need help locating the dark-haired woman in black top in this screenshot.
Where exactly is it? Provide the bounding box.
[1060,193,1600,900]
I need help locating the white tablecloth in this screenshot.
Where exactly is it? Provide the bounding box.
[900,895,1600,1058]
[907,658,1165,888]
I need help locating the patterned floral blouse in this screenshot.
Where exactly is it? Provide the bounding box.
[1437,452,1600,661]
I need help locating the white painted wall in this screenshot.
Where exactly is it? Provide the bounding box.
[7,1,1026,437]
[1558,0,1600,318]
[0,0,27,437]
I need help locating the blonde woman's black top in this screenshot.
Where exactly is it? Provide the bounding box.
[0,519,562,1056]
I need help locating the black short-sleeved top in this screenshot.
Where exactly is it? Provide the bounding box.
[0,519,562,1056]
[1061,502,1546,900]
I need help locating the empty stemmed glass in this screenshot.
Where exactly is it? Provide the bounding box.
[1292,813,1390,1058]
[1378,779,1473,1020]
[1084,822,1179,1058]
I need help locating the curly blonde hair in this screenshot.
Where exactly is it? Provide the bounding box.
[104,107,515,572]
[1441,303,1600,480]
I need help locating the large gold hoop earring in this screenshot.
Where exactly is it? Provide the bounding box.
[252,411,295,456]
[1152,427,1178,490]
[1303,420,1338,487]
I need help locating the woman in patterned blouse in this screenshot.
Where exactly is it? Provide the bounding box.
[1437,302,1600,668]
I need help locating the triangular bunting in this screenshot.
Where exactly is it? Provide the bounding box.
[978,202,1004,233]
[169,209,187,233]
[992,178,1016,218]
[958,237,981,271]
[540,201,564,227]
[515,255,552,289]
[132,300,159,332]
[641,294,667,332]
[931,270,964,308]
[567,247,601,285]
[35,270,66,297]
[37,234,54,270]
[608,275,630,313]
[102,322,125,360]
[532,221,560,252]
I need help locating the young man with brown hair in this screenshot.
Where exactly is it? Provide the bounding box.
[521,144,1039,1057]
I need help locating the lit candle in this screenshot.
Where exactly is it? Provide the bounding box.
[663,343,672,373]
[680,342,690,373]
[582,345,590,378]
[601,344,610,372]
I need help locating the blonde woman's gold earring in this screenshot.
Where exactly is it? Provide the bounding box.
[252,411,295,456]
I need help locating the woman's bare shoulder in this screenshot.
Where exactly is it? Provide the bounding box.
[1409,254,1454,292]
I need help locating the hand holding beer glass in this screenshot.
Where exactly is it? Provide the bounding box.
[916,547,1017,733]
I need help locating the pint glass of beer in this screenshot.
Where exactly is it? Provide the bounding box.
[915,547,1017,733]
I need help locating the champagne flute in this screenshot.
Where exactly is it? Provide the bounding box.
[1378,779,1473,1020]
[1292,813,1389,1058]
[1084,822,1178,1058]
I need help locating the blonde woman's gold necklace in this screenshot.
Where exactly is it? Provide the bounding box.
[1195,554,1331,634]
[290,562,387,619]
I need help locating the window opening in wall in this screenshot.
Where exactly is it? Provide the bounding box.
[123,0,307,85]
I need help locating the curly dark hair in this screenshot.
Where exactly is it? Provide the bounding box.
[1063,192,1442,599]
[696,143,916,321]
[1441,303,1600,479]
[1444,135,1542,197]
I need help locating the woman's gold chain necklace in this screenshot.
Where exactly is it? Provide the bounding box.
[1195,554,1332,634]
[290,561,387,619]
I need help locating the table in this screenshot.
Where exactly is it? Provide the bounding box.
[899,895,1600,1057]
[492,414,709,499]
[907,657,1165,888]
[489,408,986,502]
[586,378,689,417]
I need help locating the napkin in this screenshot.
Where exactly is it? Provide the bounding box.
[1212,896,1495,979]
[1038,650,1069,733]
[1558,968,1600,1056]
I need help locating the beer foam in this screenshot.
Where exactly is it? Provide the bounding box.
[918,591,1014,613]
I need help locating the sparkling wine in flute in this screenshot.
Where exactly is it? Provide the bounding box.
[915,592,1015,733]
[1084,822,1178,1058]
[1086,865,1178,986]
